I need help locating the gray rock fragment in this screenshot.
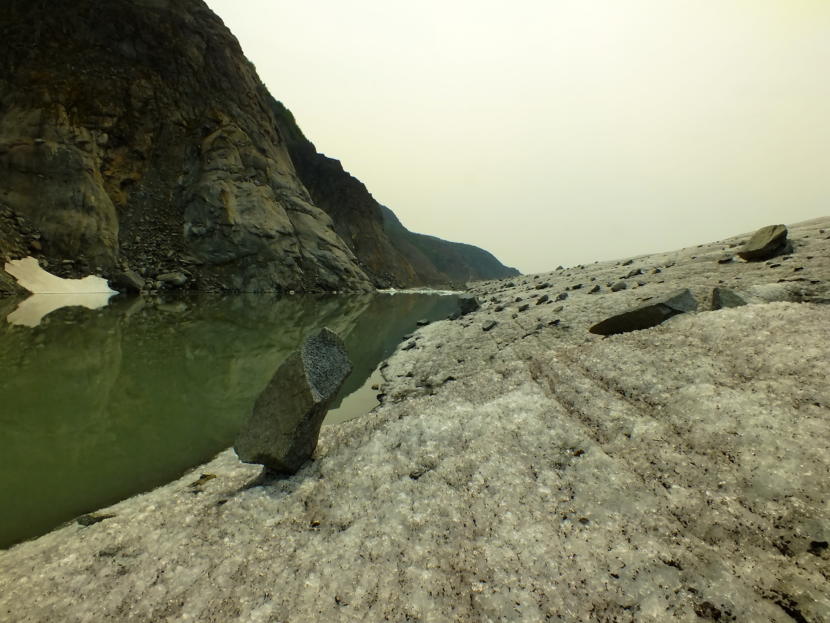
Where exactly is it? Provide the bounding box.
[234,328,352,474]
[157,272,188,287]
[610,281,628,292]
[109,269,145,293]
[482,320,498,332]
[712,287,747,310]
[589,289,698,335]
[738,224,789,261]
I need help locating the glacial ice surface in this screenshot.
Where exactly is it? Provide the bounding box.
[1,218,829,622]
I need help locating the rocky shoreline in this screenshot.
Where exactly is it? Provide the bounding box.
[1,218,828,622]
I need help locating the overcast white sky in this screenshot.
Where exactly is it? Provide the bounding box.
[206,0,829,274]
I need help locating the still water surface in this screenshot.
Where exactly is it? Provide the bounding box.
[0,292,460,548]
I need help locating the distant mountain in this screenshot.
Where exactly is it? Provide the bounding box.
[270,101,520,288]
[0,0,517,294]
[378,206,520,286]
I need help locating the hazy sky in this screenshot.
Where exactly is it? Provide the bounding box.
[206,0,829,274]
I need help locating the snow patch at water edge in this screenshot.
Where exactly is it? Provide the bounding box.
[4,257,116,294]
[4,257,116,326]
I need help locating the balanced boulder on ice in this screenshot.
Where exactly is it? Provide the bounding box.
[234,328,352,474]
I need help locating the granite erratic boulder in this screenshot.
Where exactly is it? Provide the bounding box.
[738,224,789,261]
[234,328,352,474]
[589,289,698,335]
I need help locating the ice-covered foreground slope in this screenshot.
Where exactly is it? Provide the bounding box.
[1,218,829,622]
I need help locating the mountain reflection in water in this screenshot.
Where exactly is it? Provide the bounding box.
[6,292,117,327]
[0,292,460,548]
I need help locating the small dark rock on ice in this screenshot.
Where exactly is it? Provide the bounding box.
[589,289,698,335]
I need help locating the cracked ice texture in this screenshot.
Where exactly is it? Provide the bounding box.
[0,303,827,622]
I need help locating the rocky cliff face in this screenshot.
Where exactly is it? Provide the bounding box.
[0,0,518,294]
[0,0,371,292]
[270,100,520,288]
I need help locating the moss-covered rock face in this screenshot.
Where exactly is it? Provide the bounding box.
[0,0,371,292]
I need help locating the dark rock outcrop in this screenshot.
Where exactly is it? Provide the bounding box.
[589,289,698,335]
[234,328,352,474]
[738,225,789,261]
[0,205,34,295]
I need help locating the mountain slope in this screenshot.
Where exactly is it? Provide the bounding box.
[270,101,520,288]
[0,0,517,294]
[379,206,521,285]
[0,0,369,293]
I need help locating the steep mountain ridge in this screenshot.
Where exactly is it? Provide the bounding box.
[269,101,519,288]
[0,0,518,294]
